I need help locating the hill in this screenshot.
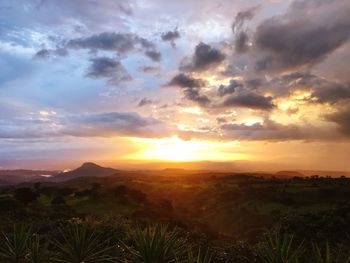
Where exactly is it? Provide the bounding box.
[0,169,59,184]
[276,171,304,177]
[51,162,120,182]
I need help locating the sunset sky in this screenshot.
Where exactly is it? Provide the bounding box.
[0,0,350,171]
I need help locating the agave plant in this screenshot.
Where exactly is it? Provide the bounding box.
[51,223,115,263]
[181,248,213,263]
[0,224,31,263]
[122,224,186,263]
[312,243,350,263]
[257,228,304,263]
[26,234,51,263]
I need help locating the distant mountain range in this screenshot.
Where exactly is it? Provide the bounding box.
[0,162,350,185]
[0,169,59,185]
[275,171,305,177]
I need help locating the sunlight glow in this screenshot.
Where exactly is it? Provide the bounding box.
[124,136,249,162]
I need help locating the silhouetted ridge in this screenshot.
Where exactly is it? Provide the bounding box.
[80,162,103,169]
[276,171,304,177]
[52,162,119,182]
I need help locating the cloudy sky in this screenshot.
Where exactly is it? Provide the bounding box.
[1,0,350,170]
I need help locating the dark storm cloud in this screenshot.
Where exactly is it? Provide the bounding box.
[161,29,180,48]
[232,6,259,54]
[165,74,209,106]
[216,117,227,124]
[165,73,205,88]
[267,71,350,104]
[145,50,161,62]
[272,71,319,86]
[263,71,321,96]
[220,119,309,141]
[220,92,275,110]
[181,42,225,72]
[34,47,68,59]
[234,31,250,53]
[137,98,154,107]
[66,32,160,60]
[67,32,137,53]
[34,48,50,59]
[232,6,260,33]
[138,66,161,74]
[161,29,180,41]
[244,78,266,90]
[165,74,274,109]
[325,107,350,137]
[218,79,243,97]
[86,57,131,85]
[183,87,210,106]
[254,0,350,72]
[311,83,350,104]
[245,71,350,104]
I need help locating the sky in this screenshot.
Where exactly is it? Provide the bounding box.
[0,0,350,171]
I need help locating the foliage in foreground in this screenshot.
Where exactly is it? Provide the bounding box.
[0,222,350,262]
[182,248,213,263]
[0,224,31,263]
[52,223,115,263]
[122,224,186,263]
[257,228,304,263]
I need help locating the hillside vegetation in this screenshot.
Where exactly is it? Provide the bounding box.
[1,165,350,262]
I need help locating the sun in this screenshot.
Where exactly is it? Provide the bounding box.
[123,136,249,162]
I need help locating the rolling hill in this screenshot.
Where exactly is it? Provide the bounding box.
[51,162,120,182]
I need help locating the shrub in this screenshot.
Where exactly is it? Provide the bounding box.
[26,234,51,263]
[122,224,186,263]
[182,248,213,263]
[257,228,304,263]
[14,188,38,206]
[0,224,31,262]
[52,223,115,263]
[311,243,350,263]
[51,195,66,206]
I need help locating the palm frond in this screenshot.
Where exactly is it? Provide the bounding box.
[257,227,304,263]
[0,224,31,263]
[122,224,186,263]
[26,234,51,263]
[51,223,115,263]
[181,247,213,263]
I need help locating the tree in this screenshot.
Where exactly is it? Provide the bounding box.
[159,199,173,214]
[0,197,22,212]
[34,182,41,194]
[129,189,148,204]
[57,187,74,197]
[14,188,37,206]
[51,195,66,206]
[90,183,101,200]
[114,185,129,197]
[40,186,58,197]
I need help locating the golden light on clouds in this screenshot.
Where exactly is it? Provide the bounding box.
[123,136,250,162]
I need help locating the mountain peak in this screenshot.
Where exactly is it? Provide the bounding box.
[52,162,119,182]
[81,162,101,169]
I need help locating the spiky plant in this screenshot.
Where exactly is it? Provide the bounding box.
[181,248,213,263]
[257,228,304,263]
[312,243,350,263]
[122,224,186,263]
[51,223,115,263]
[26,234,51,263]
[0,224,31,263]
